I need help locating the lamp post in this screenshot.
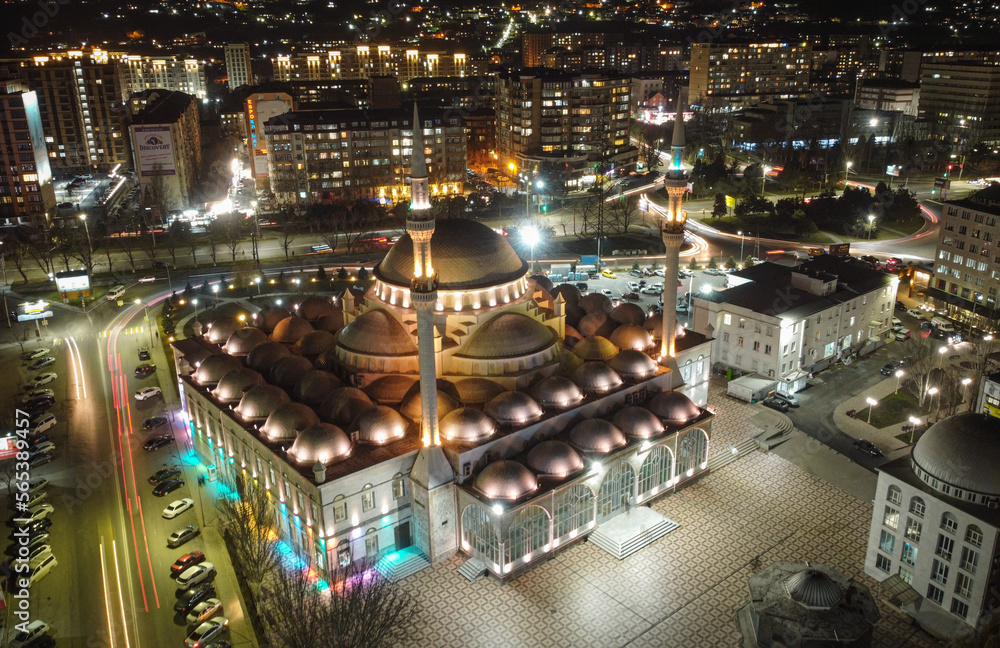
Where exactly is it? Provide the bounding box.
[845,160,853,184]
[255,276,262,296]
[212,284,219,309]
[950,153,966,181]
[760,166,771,196]
[192,298,199,318]
[79,213,92,260]
[928,386,939,422]
[136,298,152,345]
[738,230,745,262]
[909,416,921,443]
[962,377,972,404]
[866,397,878,424]
[895,369,904,394]
[523,226,539,271]
[938,345,947,368]
[867,214,876,240]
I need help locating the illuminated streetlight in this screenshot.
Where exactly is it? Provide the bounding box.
[192,298,199,317]
[962,377,972,403]
[738,230,744,262]
[928,386,940,422]
[79,213,92,259]
[866,397,878,424]
[867,214,876,240]
[522,226,540,269]
[909,416,921,443]
[938,346,948,367]
[895,369,904,394]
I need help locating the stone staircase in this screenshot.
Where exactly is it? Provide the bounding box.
[375,546,431,583]
[755,415,795,451]
[589,507,680,560]
[457,557,488,582]
[706,437,759,472]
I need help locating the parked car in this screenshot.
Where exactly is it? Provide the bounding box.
[171,551,206,576]
[905,308,923,318]
[13,503,55,526]
[8,620,49,648]
[601,270,617,279]
[4,532,48,557]
[138,347,151,361]
[622,291,641,301]
[761,397,790,413]
[186,598,223,625]
[27,451,53,468]
[27,357,56,371]
[641,285,661,295]
[153,479,185,497]
[891,317,903,331]
[135,387,162,401]
[26,373,57,389]
[919,321,933,332]
[853,439,883,457]
[138,276,157,283]
[895,301,906,311]
[142,416,168,430]
[185,618,228,648]
[29,440,55,455]
[895,329,912,341]
[163,497,195,518]
[27,478,49,494]
[22,388,54,402]
[22,348,51,362]
[134,364,156,378]
[144,435,174,452]
[176,562,216,589]
[174,582,216,613]
[627,281,640,291]
[167,525,201,548]
[773,392,800,408]
[149,467,181,485]
[29,415,57,435]
[880,360,903,376]
[678,269,693,278]
[12,519,51,540]
[574,282,588,292]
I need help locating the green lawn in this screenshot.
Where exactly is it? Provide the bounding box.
[856,390,927,429]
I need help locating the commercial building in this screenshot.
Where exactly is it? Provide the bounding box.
[225,43,254,90]
[263,106,466,203]
[129,91,202,211]
[918,63,1000,149]
[246,91,295,180]
[691,257,899,395]
[495,68,636,192]
[977,371,1000,419]
[729,98,851,150]
[272,46,474,83]
[689,42,813,110]
[864,413,1000,631]
[0,84,56,226]
[855,80,921,118]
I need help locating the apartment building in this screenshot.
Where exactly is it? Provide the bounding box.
[129,91,202,210]
[855,80,920,118]
[495,68,635,192]
[225,43,254,90]
[929,184,1000,330]
[263,106,466,203]
[122,55,207,100]
[272,46,473,83]
[0,85,57,226]
[246,92,295,180]
[918,63,1000,148]
[689,42,813,110]
[691,257,898,394]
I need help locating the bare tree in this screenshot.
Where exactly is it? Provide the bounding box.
[146,165,178,221]
[67,226,95,275]
[276,207,299,261]
[902,337,938,407]
[213,212,247,262]
[963,334,1000,410]
[162,220,187,267]
[338,200,383,254]
[5,238,32,284]
[216,473,280,598]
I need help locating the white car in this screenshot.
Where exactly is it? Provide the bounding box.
[138,275,157,283]
[15,503,54,524]
[641,285,661,295]
[176,562,216,589]
[600,289,614,297]
[652,269,665,277]
[8,620,49,648]
[163,498,195,519]
[135,387,162,401]
[185,598,223,625]
[905,308,924,318]
[23,348,51,361]
[185,617,228,647]
[30,440,56,455]
[27,372,58,389]
[627,281,640,291]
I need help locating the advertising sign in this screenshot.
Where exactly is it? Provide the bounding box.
[0,436,17,460]
[134,126,176,177]
[828,243,852,257]
[55,270,91,293]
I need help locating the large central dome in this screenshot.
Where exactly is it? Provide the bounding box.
[375,219,528,290]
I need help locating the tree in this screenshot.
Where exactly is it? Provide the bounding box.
[902,337,940,407]
[316,265,327,281]
[214,212,247,262]
[146,165,178,221]
[725,256,737,269]
[712,193,727,219]
[216,473,280,599]
[163,220,188,267]
[962,334,1000,410]
[357,267,369,281]
[707,257,718,269]
[688,257,699,271]
[276,207,300,261]
[5,237,32,284]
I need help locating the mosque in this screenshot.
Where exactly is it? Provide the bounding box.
[173,104,714,581]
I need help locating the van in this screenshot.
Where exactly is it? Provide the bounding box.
[26,553,57,586]
[107,285,126,301]
[30,414,57,435]
[931,316,955,332]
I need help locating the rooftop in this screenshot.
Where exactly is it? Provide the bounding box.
[131,90,196,124]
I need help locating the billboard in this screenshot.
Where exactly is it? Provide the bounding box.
[17,301,53,322]
[134,126,176,177]
[55,270,90,293]
[828,243,851,257]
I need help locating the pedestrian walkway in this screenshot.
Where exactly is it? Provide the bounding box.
[833,377,920,457]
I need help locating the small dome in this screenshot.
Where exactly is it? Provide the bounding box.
[338,309,417,356]
[288,423,352,465]
[484,392,544,425]
[610,302,646,326]
[235,385,291,422]
[313,348,340,372]
[578,312,617,338]
[399,389,459,423]
[269,356,314,390]
[530,375,585,410]
[271,316,314,344]
[473,461,538,501]
[257,306,292,334]
[246,341,291,373]
[569,419,628,454]
[784,569,843,610]
[213,368,264,404]
[613,406,666,439]
[528,274,554,293]
[644,313,663,338]
[440,407,497,444]
[364,375,417,405]
[193,354,243,388]
[353,406,408,445]
[648,391,702,427]
[402,379,462,404]
[452,378,508,405]
[223,327,268,357]
[564,303,585,329]
[525,440,584,478]
[292,330,337,358]
[292,370,343,406]
[911,413,1000,497]
[608,349,658,379]
[204,316,245,345]
[260,403,320,443]
[572,362,623,394]
[457,313,556,359]
[578,292,613,315]
[295,296,336,322]
[314,310,345,333]
[319,387,374,426]
[573,336,619,361]
[609,325,653,351]
[550,284,582,304]
[564,325,583,342]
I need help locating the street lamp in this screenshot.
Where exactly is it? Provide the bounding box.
[255,276,262,296]
[928,386,940,422]
[950,153,966,181]
[761,166,771,196]
[136,298,152,345]
[938,345,948,367]
[212,283,219,308]
[79,213,92,259]
[522,226,540,270]
[845,160,853,183]
[866,397,878,424]
[909,416,921,443]
[895,369,904,394]
[738,231,745,262]
[867,214,876,240]
[962,377,972,404]
[192,298,199,317]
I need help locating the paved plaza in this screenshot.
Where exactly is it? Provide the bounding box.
[398,381,938,648]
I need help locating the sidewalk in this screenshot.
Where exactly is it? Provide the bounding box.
[833,377,922,460]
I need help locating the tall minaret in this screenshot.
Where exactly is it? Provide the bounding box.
[660,92,689,359]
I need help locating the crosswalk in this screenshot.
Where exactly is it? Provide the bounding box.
[52,326,150,343]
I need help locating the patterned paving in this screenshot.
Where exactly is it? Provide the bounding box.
[397,382,938,648]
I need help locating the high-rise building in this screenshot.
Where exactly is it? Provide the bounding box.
[272,46,473,84]
[225,43,253,90]
[129,91,202,211]
[122,55,207,100]
[246,92,295,180]
[917,63,1000,148]
[495,68,636,192]
[689,42,812,109]
[0,84,56,225]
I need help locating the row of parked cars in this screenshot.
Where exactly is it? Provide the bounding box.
[6,477,57,648]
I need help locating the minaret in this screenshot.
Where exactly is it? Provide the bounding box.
[660,92,689,359]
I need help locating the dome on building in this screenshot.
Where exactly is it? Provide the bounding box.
[648,391,702,427]
[525,440,584,478]
[473,461,538,501]
[212,368,265,404]
[295,296,336,322]
[313,348,340,372]
[530,375,585,410]
[223,327,268,357]
[364,375,417,405]
[314,310,345,333]
[578,312,617,338]
[399,389,459,423]
[402,378,462,404]
[564,325,583,342]
[192,354,243,388]
[352,406,408,445]
[572,362,623,394]
[610,325,653,351]
[204,315,245,346]
[246,341,291,373]
[319,387,374,426]
[260,403,320,443]
[608,349,659,379]
[440,407,497,444]
[911,413,1000,497]
[573,336,619,361]
[452,378,508,405]
[613,406,666,439]
[578,292,613,315]
[610,302,646,326]
[292,370,343,406]
[784,569,843,610]
[564,303,586,329]
[568,419,628,454]
[376,219,528,290]
[288,423,352,465]
[271,316,314,345]
[257,306,292,334]
[337,309,417,356]
[269,355,314,390]
[550,284,582,304]
[458,313,556,359]
[644,313,663,338]
[235,385,292,422]
[292,330,337,358]
[484,391,544,425]
[528,274,554,293]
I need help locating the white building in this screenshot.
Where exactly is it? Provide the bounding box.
[123,55,207,100]
[864,413,1000,632]
[691,257,898,395]
[224,43,253,90]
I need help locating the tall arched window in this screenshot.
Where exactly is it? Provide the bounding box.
[553,484,595,539]
[460,505,501,567]
[677,428,709,476]
[908,496,925,518]
[965,525,983,548]
[597,461,636,522]
[638,446,674,497]
[505,506,550,565]
[886,485,902,506]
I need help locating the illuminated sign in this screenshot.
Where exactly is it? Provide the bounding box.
[19,300,49,315]
[248,98,258,150]
[0,436,17,460]
[55,270,91,293]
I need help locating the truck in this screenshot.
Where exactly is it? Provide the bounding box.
[726,374,778,403]
[579,255,604,269]
[548,263,572,281]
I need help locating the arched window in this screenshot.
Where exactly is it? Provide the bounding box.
[553,484,595,539]
[505,506,550,565]
[677,428,709,476]
[965,525,983,548]
[364,528,379,557]
[638,446,674,497]
[941,512,959,534]
[597,461,636,522]
[460,505,500,567]
[908,496,925,518]
[886,485,902,506]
